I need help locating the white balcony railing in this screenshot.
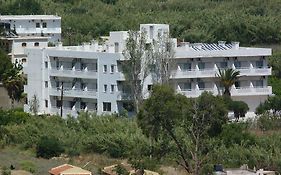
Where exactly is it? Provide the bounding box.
[179,86,272,97]
[49,68,97,79]
[49,88,97,99]
[172,67,271,79]
[50,107,97,117]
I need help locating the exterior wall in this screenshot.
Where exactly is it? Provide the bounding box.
[0,15,61,43]
[23,24,273,117]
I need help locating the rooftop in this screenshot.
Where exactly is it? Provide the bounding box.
[0,15,61,20]
[49,164,91,175]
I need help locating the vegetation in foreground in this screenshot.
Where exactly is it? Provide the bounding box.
[0,94,281,174]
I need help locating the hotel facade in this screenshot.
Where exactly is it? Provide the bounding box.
[23,24,272,117]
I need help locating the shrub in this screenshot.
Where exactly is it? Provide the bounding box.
[1,166,11,175]
[257,113,281,131]
[20,160,37,173]
[36,136,64,159]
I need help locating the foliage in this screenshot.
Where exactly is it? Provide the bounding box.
[1,1,281,45]
[0,49,13,81]
[2,65,26,107]
[29,95,39,115]
[114,164,129,175]
[1,166,11,175]
[122,30,150,112]
[216,68,240,97]
[149,32,175,84]
[36,136,64,159]
[219,123,256,147]
[20,160,37,173]
[229,101,249,120]
[257,113,281,131]
[137,85,227,174]
[255,95,281,115]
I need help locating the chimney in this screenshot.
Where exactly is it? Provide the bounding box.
[218,41,226,46]
[232,41,240,49]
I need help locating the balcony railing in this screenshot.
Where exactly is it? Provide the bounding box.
[117,92,132,100]
[49,68,97,79]
[49,88,97,98]
[179,86,272,97]
[172,67,271,79]
[50,107,96,117]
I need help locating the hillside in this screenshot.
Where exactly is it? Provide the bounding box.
[1,0,281,45]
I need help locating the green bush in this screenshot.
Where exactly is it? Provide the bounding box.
[20,160,37,173]
[36,136,64,159]
[219,123,256,147]
[1,166,11,175]
[257,113,281,131]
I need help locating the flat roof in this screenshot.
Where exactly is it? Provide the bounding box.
[1,36,49,40]
[0,15,61,20]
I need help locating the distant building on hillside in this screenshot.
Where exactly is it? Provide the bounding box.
[0,15,61,43]
[214,164,275,175]
[49,164,92,175]
[23,24,272,117]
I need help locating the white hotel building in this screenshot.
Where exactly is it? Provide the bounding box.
[0,15,61,43]
[23,24,272,117]
[0,15,61,65]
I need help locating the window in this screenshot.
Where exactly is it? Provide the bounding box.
[198,82,205,90]
[148,85,153,91]
[114,42,119,53]
[45,100,48,108]
[220,61,228,69]
[81,102,86,110]
[103,102,111,112]
[198,62,205,70]
[256,61,264,68]
[111,85,114,93]
[254,80,263,87]
[22,58,27,63]
[43,22,47,28]
[234,81,240,88]
[104,84,107,92]
[234,61,241,69]
[103,65,107,73]
[110,65,114,73]
[45,81,48,88]
[179,63,192,71]
[184,82,192,91]
[34,42,39,47]
[149,26,154,39]
[45,61,48,68]
[36,23,40,28]
[123,102,134,112]
[56,100,61,108]
[22,43,27,47]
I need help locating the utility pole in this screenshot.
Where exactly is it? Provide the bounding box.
[60,81,64,117]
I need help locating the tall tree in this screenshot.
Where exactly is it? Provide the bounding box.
[216,68,240,97]
[0,49,13,81]
[2,65,25,108]
[137,85,227,174]
[122,30,150,113]
[149,33,175,85]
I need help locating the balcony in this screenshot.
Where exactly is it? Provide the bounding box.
[178,86,272,98]
[236,67,272,76]
[172,67,271,79]
[172,68,216,79]
[49,88,97,99]
[49,68,97,79]
[117,92,132,101]
[231,86,272,96]
[50,107,96,117]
